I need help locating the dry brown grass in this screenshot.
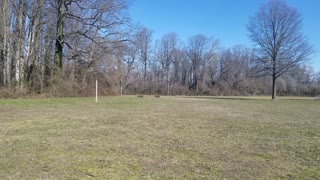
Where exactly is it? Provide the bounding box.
[0,96,319,179]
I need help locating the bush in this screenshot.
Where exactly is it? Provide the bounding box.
[0,89,15,98]
[0,88,28,99]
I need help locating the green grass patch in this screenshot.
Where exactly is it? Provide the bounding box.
[0,96,319,179]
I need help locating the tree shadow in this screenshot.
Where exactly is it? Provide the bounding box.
[180,96,313,101]
[180,96,263,101]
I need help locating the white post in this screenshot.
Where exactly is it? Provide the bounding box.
[96,80,98,102]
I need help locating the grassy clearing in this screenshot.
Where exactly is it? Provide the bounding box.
[0,96,319,179]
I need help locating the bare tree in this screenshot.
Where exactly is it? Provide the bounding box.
[215,46,254,94]
[186,34,217,94]
[247,0,313,99]
[0,0,9,87]
[217,49,233,86]
[122,41,138,95]
[12,0,28,89]
[25,0,45,92]
[53,0,66,73]
[136,27,152,92]
[156,33,178,94]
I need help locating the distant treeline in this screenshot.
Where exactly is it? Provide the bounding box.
[0,0,319,98]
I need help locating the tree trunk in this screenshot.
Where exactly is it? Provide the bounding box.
[14,0,23,87]
[124,63,131,95]
[19,0,27,90]
[272,73,277,100]
[2,0,11,88]
[271,58,277,100]
[0,49,4,86]
[166,66,170,95]
[14,0,27,90]
[193,65,199,93]
[272,76,277,100]
[120,80,123,96]
[124,74,128,95]
[143,60,147,91]
[43,28,53,87]
[0,12,3,87]
[5,28,11,88]
[26,0,43,71]
[54,0,65,73]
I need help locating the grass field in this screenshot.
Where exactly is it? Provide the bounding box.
[0,96,319,179]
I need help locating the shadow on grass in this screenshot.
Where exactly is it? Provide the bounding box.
[179,96,313,101]
[182,96,265,101]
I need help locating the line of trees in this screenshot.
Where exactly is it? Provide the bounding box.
[0,0,319,98]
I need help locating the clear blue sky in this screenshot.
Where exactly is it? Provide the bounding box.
[129,0,320,71]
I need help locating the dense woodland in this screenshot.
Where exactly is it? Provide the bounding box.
[0,0,319,97]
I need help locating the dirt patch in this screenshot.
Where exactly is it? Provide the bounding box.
[0,107,12,113]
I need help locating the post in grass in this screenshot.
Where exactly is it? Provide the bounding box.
[96,79,98,102]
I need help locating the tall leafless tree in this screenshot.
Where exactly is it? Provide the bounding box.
[157,33,178,94]
[186,34,217,94]
[247,0,313,99]
[136,27,152,92]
